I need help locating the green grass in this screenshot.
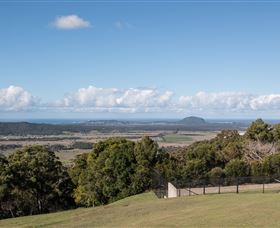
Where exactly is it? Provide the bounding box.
[162,134,193,143]
[2,192,280,227]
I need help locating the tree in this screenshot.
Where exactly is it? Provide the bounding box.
[245,119,273,143]
[263,153,280,177]
[207,167,225,179]
[250,161,264,177]
[133,136,158,192]
[183,159,207,180]
[0,154,7,186]
[222,141,244,162]
[71,137,161,207]
[185,142,217,168]
[69,153,89,186]
[224,159,249,177]
[273,124,280,147]
[155,150,183,182]
[72,138,135,206]
[0,154,10,218]
[4,146,75,217]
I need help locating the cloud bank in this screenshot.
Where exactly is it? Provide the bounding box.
[1,85,280,116]
[51,15,91,30]
[0,86,37,111]
[56,86,174,113]
[178,92,280,112]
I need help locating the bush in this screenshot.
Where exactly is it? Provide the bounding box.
[250,161,264,177]
[222,141,244,162]
[224,159,249,177]
[263,153,280,177]
[183,159,207,180]
[207,167,225,179]
[245,119,273,143]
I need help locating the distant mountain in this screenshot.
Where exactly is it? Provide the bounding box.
[178,116,207,125]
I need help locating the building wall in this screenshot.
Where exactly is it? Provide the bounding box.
[168,182,178,198]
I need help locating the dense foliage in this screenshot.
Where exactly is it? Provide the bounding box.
[69,137,159,206]
[162,119,280,183]
[0,146,75,219]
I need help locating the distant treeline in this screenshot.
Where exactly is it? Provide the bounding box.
[48,142,93,152]
[0,121,246,136]
[0,142,93,153]
[0,122,93,135]
[0,144,22,151]
[1,119,280,219]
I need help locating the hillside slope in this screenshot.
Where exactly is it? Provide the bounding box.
[2,192,280,227]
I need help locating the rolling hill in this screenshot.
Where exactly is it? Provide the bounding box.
[1,192,280,227]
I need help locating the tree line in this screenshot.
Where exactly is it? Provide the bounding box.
[164,119,280,182]
[1,119,280,219]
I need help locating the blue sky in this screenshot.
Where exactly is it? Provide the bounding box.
[1,1,280,119]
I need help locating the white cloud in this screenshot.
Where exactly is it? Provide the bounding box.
[178,92,253,112]
[51,15,91,30]
[2,85,280,116]
[178,92,280,113]
[250,94,280,110]
[53,88,280,114]
[0,86,37,111]
[56,86,174,113]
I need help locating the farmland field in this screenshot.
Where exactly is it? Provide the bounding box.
[162,134,193,143]
[0,131,217,162]
[2,192,280,227]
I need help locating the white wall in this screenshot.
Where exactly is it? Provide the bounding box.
[168,182,178,198]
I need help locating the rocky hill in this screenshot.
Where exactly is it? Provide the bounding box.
[178,116,207,125]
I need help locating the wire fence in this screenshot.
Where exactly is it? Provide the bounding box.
[153,175,280,198]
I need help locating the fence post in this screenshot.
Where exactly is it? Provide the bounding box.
[218,178,221,194]
[263,177,265,194]
[236,177,239,194]
[203,180,206,195]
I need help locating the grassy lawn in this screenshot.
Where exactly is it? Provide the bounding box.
[2,192,280,227]
[162,134,193,143]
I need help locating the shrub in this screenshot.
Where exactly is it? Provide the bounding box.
[245,119,273,143]
[183,159,207,180]
[263,153,280,177]
[207,167,225,179]
[224,159,249,177]
[250,161,264,177]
